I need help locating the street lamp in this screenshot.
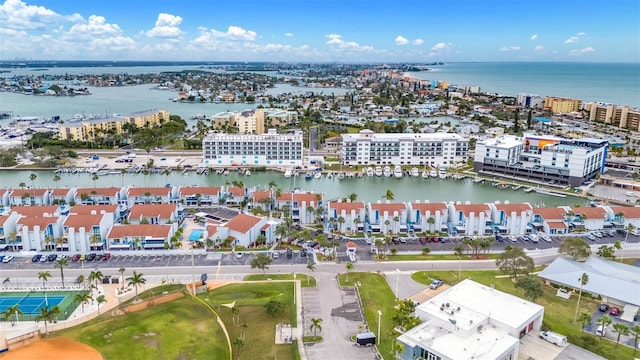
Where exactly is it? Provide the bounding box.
[377,310,382,345]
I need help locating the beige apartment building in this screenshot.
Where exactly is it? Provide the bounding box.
[59,109,169,141]
[210,109,297,134]
[584,102,640,131]
[543,96,581,114]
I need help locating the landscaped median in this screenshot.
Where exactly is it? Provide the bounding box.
[411,269,636,360]
[243,273,316,287]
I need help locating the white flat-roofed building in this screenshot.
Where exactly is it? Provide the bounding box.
[397,279,544,360]
[202,130,303,167]
[474,134,608,187]
[340,130,468,168]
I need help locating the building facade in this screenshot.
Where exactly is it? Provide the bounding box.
[543,97,581,114]
[59,109,169,142]
[202,130,304,167]
[584,102,640,131]
[341,130,469,168]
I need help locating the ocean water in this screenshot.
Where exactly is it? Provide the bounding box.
[410,62,640,108]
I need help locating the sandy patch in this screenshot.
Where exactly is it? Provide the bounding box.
[0,338,102,360]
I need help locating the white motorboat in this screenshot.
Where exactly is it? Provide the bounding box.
[244,169,251,176]
[365,167,374,177]
[383,166,392,177]
[438,168,447,179]
[284,169,292,178]
[314,172,322,179]
[429,169,438,178]
[393,165,403,179]
[421,171,429,179]
[410,167,420,177]
[337,172,345,180]
[374,166,383,177]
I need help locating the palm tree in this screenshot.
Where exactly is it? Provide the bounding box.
[35,305,61,335]
[7,231,17,251]
[382,189,394,201]
[127,271,146,296]
[310,317,323,336]
[3,304,22,326]
[88,270,104,289]
[596,315,612,340]
[96,295,107,315]
[74,292,91,313]
[631,325,640,357]
[232,337,245,360]
[29,173,37,188]
[54,236,66,251]
[306,262,316,286]
[120,168,126,187]
[345,261,354,282]
[18,182,26,189]
[612,323,629,347]
[91,173,99,188]
[38,271,51,290]
[578,312,591,331]
[55,257,68,289]
[53,175,61,188]
[573,273,589,322]
[348,192,358,202]
[337,216,345,233]
[427,217,436,233]
[393,216,400,234]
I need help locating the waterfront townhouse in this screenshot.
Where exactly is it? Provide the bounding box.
[74,187,122,205]
[250,190,273,212]
[49,188,73,205]
[7,188,50,206]
[0,212,21,250]
[126,187,175,206]
[69,204,123,223]
[275,192,322,225]
[396,279,544,360]
[340,130,468,168]
[224,186,248,207]
[609,206,640,230]
[128,204,179,225]
[178,186,222,206]
[13,206,64,251]
[106,224,173,250]
[407,202,449,234]
[202,130,304,167]
[474,134,607,187]
[212,213,270,248]
[449,204,492,236]
[490,203,533,235]
[584,102,640,131]
[565,206,608,231]
[531,207,567,235]
[62,212,114,252]
[326,201,366,233]
[367,202,408,234]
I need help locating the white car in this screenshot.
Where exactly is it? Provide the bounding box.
[631,229,640,236]
[2,255,14,263]
[593,231,603,238]
[508,235,518,242]
[585,234,596,241]
[541,235,552,243]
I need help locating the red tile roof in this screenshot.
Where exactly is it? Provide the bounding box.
[12,206,59,217]
[107,224,171,239]
[571,206,607,220]
[226,186,245,197]
[207,225,219,235]
[64,214,101,229]
[224,213,262,233]
[179,186,221,196]
[329,201,365,213]
[129,204,177,220]
[252,190,271,202]
[494,203,532,213]
[10,188,48,197]
[547,221,567,229]
[75,187,120,197]
[50,188,70,196]
[610,206,640,219]
[127,187,170,197]
[533,207,567,220]
[70,205,118,215]
[454,204,491,217]
[410,203,448,214]
[276,193,321,204]
[370,203,407,214]
[18,216,59,229]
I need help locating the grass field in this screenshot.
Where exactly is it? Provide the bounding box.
[243,273,316,287]
[201,282,298,360]
[338,272,396,360]
[386,253,499,261]
[55,292,230,360]
[411,269,635,360]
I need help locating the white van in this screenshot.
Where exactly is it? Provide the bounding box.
[596,325,607,336]
[540,331,567,346]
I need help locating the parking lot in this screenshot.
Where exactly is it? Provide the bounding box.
[584,304,639,348]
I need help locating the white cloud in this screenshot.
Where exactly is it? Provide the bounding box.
[431,42,447,51]
[530,34,538,40]
[576,32,586,36]
[0,0,78,30]
[428,42,453,57]
[395,35,408,46]
[499,45,521,51]
[565,32,586,44]
[146,13,183,38]
[212,25,257,41]
[534,45,544,51]
[412,38,423,45]
[326,33,342,44]
[569,46,595,56]
[284,32,293,37]
[69,15,121,36]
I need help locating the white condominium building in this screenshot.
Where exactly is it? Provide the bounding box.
[340,130,469,167]
[202,130,303,166]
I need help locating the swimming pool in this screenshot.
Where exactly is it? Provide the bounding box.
[188,229,205,241]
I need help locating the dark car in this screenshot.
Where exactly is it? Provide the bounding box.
[286,248,293,259]
[599,304,610,312]
[87,253,97,261]
[610,307,621,316]
[438,237,446,243]
[32,254,42,262]
[495,234,504,242]
[47,254,57,261]
[94,254,103,261]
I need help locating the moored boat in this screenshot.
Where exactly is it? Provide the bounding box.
[284,169,292,178]
[305,171,313,180]
[366,167,374,177]
[421,171,429,179]
[374,166,383,177]
[314,172,322,179]
[438,168,447,179]
[430,169,438,178]
[393,165,403,179]
[410,167,420,177]
[383,166,392,177]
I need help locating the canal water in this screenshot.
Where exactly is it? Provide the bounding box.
[0,169,582,206]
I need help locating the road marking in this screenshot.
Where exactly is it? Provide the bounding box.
[214,260,222,281]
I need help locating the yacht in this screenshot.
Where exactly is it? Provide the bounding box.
[393,166,403,179]
[284,169,292,178]
[421,170,430,179]
[365,167,374,177]
[438,168,447,179]
[374,166,383,177]
[410,167,420,177]
[429,169,438,178]
[383,166,392,177]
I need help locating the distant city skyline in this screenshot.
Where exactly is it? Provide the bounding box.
[1,0,639,63]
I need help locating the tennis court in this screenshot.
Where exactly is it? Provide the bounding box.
[0,295,65,314]
[0,291,86,321]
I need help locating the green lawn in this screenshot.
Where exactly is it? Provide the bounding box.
[243,273,316,287]
[302,335,322,343]
[338,272,396,360]
[411,269,635,360]
[386,253,500,261]
[200,282,298,360]
[54,295,230,360]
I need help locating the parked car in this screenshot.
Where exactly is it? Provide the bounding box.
[508,235,518,242]
[286,248,293,259]
[495,234,504,242]
[235,252,244,259]
[541,235,552,243]
[631,229,640,236]
[586,234,597,241]
[429,279,444,289]
[103,253,111,261]
[529,234,540,243]
[79,254,86,261]
[593,231,603,238]
[606,230,616,237]
[438,237,446,243]
[596,325,608,336]
[599,304,610,312]
[71,254,81,261]
[272,252,279,259]
[610,307,621,316]
[87,253,97,261]
[32,254,42,262]
[47,254,57,261]
[540,331,567,346]
[2,255,14,263]
[40,255,48,263]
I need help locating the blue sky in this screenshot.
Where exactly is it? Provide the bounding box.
[1,0,639,62]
